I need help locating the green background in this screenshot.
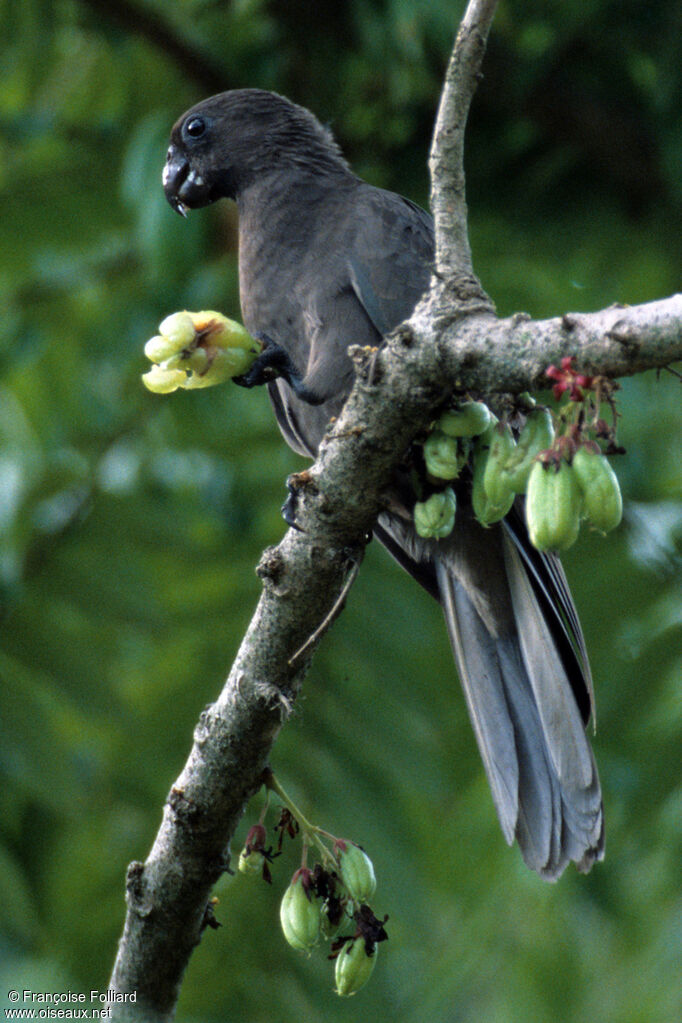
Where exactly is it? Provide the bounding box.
[1,1,680,1020]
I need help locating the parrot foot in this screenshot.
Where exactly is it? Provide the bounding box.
[234,333,325,404]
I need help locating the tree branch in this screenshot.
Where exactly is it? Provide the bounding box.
[429,0,500,278]
[106,0,682,1015]
[415,294,682,394]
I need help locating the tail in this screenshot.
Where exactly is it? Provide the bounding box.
[376,502,604,881]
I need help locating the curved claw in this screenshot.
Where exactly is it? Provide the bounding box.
[233,333,325,404]
[281,482,304,532]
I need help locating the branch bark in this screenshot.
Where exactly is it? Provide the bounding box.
[107,1,682,1017]
[429,0,499,277]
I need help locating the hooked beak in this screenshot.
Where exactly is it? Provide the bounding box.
[162,145,212,216]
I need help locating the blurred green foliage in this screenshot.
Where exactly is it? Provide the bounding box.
[1,0,681,1020]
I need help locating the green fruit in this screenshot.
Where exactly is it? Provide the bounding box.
[437,401,492,438]
[238,848,264,875]
[526,460,582,552]
[483,423,517,508]
[141,364,187,394]
[472,442,514,526]
[144,334,180,363]
[158,311,196,351]
[335,939,377,997]
[335,841,376,904]
[503,408,555,493]
[183,346,256,388]
[414,488,457,539]
[192,310,258,352]
[280,872,321,953]
[423,431,463,480]
[571,446,623,533]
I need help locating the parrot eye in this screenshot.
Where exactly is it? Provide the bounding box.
[184,116,206,139]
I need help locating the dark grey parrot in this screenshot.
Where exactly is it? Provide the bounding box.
[162,88,604,880]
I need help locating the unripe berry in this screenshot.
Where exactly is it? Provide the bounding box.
[423,431,463,480]
[483,423,517,507]
[280,870,321,953]
[571,446,622,533]
[526,459,582,552]
[414,488,457,539]
[334,841,376,904]
[335,939,377,997]
[238,849,264,875]
[437,400,491,438]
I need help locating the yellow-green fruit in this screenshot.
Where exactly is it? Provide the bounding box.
[144,334,180,363]
[192,311,257,352]
[423,431,462,480]
[141,364,187,394]
[183,347,256,388]
[483,424,517,507]
[414,488,457,539]
[238,849,264,875]
[437,401,492,438]
[471,443,514,526]
[335,940,377,997]
[335,842,376,904]
[503,408,555,494]
[526,460,582,552]
[571,447,623,533]
[158,311,196,351]
[280,874,321,953]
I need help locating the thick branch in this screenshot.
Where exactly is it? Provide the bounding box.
[429,0,499,277]
[416,293,682,393]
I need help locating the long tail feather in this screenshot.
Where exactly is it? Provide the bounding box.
[377,507,604,881]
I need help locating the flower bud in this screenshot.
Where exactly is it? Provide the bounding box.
[414,487,456,540]
[571,446,622,533]
[423,431,462,480]
[526,459,582,552]
[280,870,321,953]
[141,364,187,394]
[437,400,491,438]
[335,939,377,997]
[335,841,376,904]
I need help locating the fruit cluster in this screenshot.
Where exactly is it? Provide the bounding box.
[413,359,623,553]
[237,772,388,997]
[142,310,260,393]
